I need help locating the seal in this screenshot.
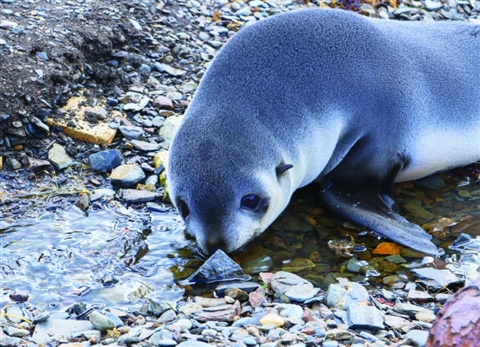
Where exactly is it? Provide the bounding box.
[167,8,480,256]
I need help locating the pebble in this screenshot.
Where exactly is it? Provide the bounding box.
[118,125,146,140]
[48,143,73,170]
[89,310,116,331]
[89,149,123,173]
[260,313,285,327]
[109,164,146,187]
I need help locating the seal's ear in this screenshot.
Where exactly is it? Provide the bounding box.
[276,164,293,177]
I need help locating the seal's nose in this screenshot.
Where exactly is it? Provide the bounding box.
[206,239,228,256]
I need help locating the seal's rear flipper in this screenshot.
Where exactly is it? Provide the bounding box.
[319,175,442,256]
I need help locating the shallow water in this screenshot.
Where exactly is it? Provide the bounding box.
[1,203,189,311]
[1,167,479,311]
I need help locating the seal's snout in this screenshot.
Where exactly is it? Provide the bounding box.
[205,239,227,256]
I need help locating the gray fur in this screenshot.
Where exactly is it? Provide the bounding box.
[167,8,480,255]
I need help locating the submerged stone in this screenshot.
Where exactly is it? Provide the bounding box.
[186,249,250,284]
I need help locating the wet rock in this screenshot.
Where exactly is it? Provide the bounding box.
[281,257,316,272]
[89,188,116,202]
[109,164,145,187]
[119,189,160,203]
[48,143,73,170]
[414,175,445,189]
[242,255,274,274]
[32,319,94,343]
[89,149,123,173]
[75,193,90,211]
[326,280,369,309]
[410,268,463,290]
[186,249,250,284]
[89,310,116,331]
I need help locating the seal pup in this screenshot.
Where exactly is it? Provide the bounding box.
[167,8,480,256]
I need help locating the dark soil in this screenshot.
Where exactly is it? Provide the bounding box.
[0,0,183,140]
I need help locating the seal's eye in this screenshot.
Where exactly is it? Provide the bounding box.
[177,199,190,219]
[240,194,261,210]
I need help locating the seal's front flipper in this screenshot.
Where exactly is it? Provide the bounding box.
[319,174,441,256]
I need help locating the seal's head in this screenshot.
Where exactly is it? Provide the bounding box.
[167,115,294,256]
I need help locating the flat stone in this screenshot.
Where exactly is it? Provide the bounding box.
[89,149,122,173]
[130,139,162,152]
[346,304,384,330]
[118,125,146,140]
[32,319,94,343]
[152,95,174,109]
[48,143,73,170]
[407,289,434,303]
[120,189,160,203]
[109,164,145,187]
[406,329,429,347]
[47,96,123,145]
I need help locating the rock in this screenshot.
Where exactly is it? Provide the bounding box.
[424,0,443,11]
[410,268,463,290]
[159,115,184,145]
[75,194,90,211]
[155,63,186,76]
[326,280,369,309]
[109,164,146,187]
[394,302,433,318]
[325,329,354,340]
[48,143,73,170]
[260,313,285,327]
[0,330,21,347]
[346,304,384,330]
[32,319,94,343]
[89,149,123,173]
[407,289,434,303]
[426,276,480,347]
[130,139,162,152]
[276,303,304,325]
[153,95,174,109]
[407,329,429,347]
[177,341,212,347]
[384,314,411,331]
[193,301,241,323]
[414,175,445,189]
[186,249,250,284]
[118,125,146,140]
[89,310,116,331]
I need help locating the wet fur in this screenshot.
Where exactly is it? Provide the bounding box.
[168,8,480,255]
